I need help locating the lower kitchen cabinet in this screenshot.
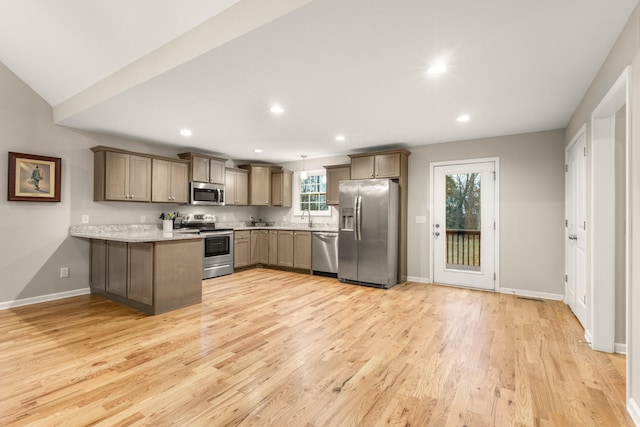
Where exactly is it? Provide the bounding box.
[293,231,312,270]
[90,239,202,314]
[251,230,269,264]
[277,230,294,267]
[268,230,278,265]
[234,230,251,268]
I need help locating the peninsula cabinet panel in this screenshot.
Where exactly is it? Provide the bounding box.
[106,241,128,297]
[268,230,278,265]
[293,231,311,270]
[152,159,189,203]
[153,240,202,314]
[90,240,107,293]
[127,243,154,305]
[324,164,351,205]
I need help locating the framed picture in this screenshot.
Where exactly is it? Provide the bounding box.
[8,152,61,202]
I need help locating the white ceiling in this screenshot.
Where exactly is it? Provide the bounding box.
[0,0,637,163]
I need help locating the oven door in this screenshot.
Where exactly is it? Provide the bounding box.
[202,231,234,279]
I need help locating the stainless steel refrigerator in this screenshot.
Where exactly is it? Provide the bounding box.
[338,179,399,288]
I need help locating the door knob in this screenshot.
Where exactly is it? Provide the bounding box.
[434,231,440,237]
[568,234,577,240]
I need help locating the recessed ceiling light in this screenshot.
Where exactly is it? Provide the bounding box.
[456,114,470,123]
[270,105,285,114]
[427,63,447,75]
[180,128,192,137]
[335,134,346,141]
[254,148,263,153]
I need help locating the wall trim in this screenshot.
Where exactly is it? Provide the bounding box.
[407,276,430,284]
[585,328,593,346]
[628,397,640,426]
[615,343,627,354]
[0,288,91,310]
[499,287,564,301]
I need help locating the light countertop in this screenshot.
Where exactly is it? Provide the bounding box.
[69,224,205,243]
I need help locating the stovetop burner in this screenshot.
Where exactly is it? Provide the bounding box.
[179,213,232,233]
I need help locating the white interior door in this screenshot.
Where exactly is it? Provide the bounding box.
[566,131,587,327]
[432,161,496,290]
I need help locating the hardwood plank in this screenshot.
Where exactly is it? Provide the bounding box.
[0,269,633,426]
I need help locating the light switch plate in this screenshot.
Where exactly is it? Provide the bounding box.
[60,267,69,278]
[81,214,89,224]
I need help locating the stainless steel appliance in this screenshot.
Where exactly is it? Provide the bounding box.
[312,231,338,276]
[338,179,399,288]
[190,182,225,206]
[180,213,234,279]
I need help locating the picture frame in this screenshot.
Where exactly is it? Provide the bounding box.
[8,152,61,202]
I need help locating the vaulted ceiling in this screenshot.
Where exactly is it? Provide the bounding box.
[0,0,637,162]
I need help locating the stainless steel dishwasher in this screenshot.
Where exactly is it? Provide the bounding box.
[312,231,339,276]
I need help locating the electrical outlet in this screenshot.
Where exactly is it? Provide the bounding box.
[60,267,69,278]
[140,215,146,223]
[81,214,89,224]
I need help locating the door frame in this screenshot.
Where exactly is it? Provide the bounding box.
[429,157,500,291]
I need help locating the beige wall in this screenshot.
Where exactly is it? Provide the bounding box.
[406,130,566,295]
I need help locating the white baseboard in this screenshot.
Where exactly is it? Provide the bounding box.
[0,288,91,310]
[615,343,627,354]
[628,397,640,426]
[499,287,564,301]
[585,329,593,346]
[406,276,430,284]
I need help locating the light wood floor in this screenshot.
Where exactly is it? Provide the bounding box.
[0,269,632,426]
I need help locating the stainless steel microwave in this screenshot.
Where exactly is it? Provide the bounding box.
[190,182,225,206]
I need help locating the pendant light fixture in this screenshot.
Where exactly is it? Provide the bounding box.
[300,155,308,180]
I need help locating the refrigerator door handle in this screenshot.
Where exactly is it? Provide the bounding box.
[356,196,362,241]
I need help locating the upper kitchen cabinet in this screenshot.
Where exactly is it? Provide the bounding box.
[92,147,151,202]
[349,150,410,180]
[225,168,249,206]
[178,152,227,184]
[151,159,189,203]
[324,164,351,205]
[239,164,276,206]
[271,169,293,207]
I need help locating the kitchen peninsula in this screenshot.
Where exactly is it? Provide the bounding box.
[70,224,203,315]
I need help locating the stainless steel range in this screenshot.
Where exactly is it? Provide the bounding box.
[180,213,234,279]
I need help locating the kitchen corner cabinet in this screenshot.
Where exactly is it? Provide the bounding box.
[239,164,274,206]
[225,168,249,206]
[178,152,226,184]
[90,239,202,314]
[271,169,293,207]
[324,164,351,205]
[251,230,269,264]
[349,150,410,180]
[293,231,311,270]
[93,149,152,202]
[234,230,251,268]
[151,159,189,203]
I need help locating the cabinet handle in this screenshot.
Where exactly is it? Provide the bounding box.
[131,194,134,199]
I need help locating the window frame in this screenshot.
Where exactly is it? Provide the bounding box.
[292,169,331,217]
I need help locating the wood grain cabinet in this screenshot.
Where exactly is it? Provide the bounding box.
[251,230,269,265]
[234,230,251,268]
[178,152,226,184]
[268,230,278,265]
[350,151,405,179]
[239,164,274,206]
[93,149,152,202]
[324,164,351,205]
[293,231,311,270]
[277,230,294,267]
[271,169,293,207]
[225,168,249,206]
[152,159,189,203]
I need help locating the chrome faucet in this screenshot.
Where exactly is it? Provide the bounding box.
[301,209,312,228]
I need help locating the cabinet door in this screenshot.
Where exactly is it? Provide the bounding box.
[234,231,251,267]
[250,230,260,264]
[277,231,294,267]
[374,153,401,178]
[351,156,375,179]
[209,159,225,184]
[152,159,171,202]
[294,231,312,270]
[192,156,210,182]
[90,240,107,292]
[271,173,283,206]
[170,161,189,203]
[235,170,249,205]
[225,169,237,205]
[128,243,154,305]
[250,166,271,206]
[106,241,128,297]
[281,170,292,207]
[105,151,129,200]
[129,155,151,201]
[326,166,350,205]
[268,230,278,265]
[251,230,269,264]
